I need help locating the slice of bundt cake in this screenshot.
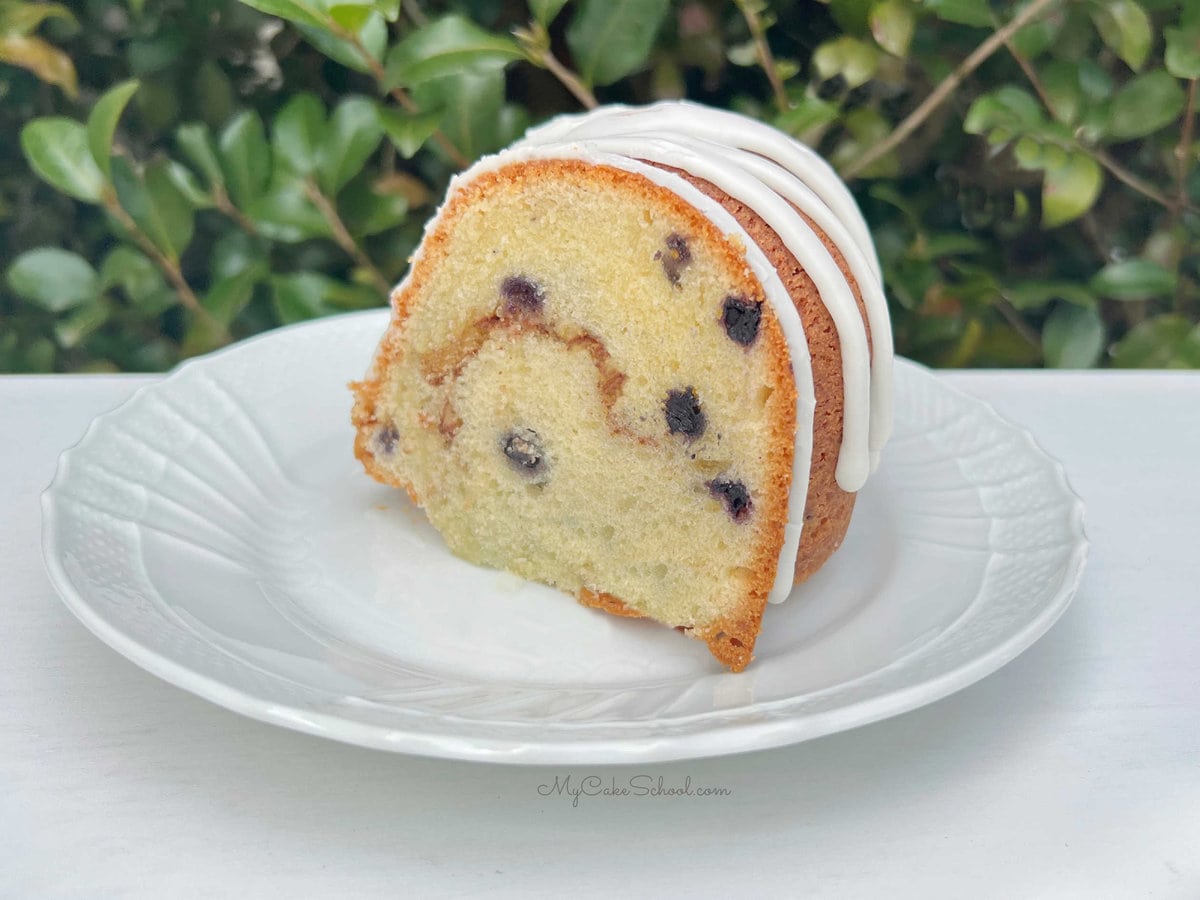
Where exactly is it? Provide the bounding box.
[350,101,893,671]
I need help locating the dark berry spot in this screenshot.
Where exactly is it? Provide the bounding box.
[654,233,692,285]
[502,427,547,478]
[722,295,762,346]
[500,275,544,315]
[707,477,752,522]
[664,387,706,439]
[374,425,399,455]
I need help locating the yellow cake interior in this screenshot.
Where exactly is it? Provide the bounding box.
[355,160,798,663]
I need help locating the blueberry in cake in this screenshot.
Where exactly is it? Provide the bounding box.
[350,101,893,671]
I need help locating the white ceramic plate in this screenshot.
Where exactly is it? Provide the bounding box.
[43,311,1087,764]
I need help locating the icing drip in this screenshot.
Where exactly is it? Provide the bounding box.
[403,102,892,604]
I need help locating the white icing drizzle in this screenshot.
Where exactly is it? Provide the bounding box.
[406,102,892,604]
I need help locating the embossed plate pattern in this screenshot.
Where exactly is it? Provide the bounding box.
[42,311,1087,764]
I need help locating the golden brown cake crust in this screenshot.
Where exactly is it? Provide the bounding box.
[351,156,867,673]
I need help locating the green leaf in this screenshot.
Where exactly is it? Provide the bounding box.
[1076,60,1113,102]
[812,36,880,89]
[328,2,373,31]
[98,245,173,313]
[372,0,400,21]
[164,160,213,208]
[383,14,522,89]
[1013,135,1043,168]
[922,0,991,27]
[295,13,386,74]
[869,0,914,57]
[828,0,873,34]
[1039,60,1082,124]
[176,123,225,188]
[1090,259,1177,300]
[86,79,140,179]
[340,176,409,236]
[55,299,110,349]
[1110,314,1197,367]
[1107,71,1187,141]
[146,160,195,255]
[775,95,842,141]
[377,106,442,158]
[270,271,382,324]
[1165,25,1200,80]
[916,232,987,260]
[111,158,195,260]
[565,0,670,87]
[20,118,105,202]
[247,178,332,242]
[210,230,270,283]
[127,30,185,76]
[195,59,235,128]
[412,69,505,161]
[234,0,328,28]
[316,97,383,196]
[5,248,98,313]
[1042,152,1102,228]
[1042,303,1105,368]
[494,103,531,149]
[271,272,341,323]
[1090,0,1152,71]
[963,86,1043,136]
[1005,280,1096,310]
[0,1,78,34]
[530,0,569,26]
[218,111,272,208]
[0,33,77,98]
[1010,0,1063,59]
[182,267,261,356]
[203,268,259,326]
[132,80,178,133]
[726,40,759,68]
[273,93,326,175]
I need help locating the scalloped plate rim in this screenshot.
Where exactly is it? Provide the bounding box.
[41,311,1089,765]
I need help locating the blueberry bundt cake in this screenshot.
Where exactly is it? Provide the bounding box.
[350,101,893,672]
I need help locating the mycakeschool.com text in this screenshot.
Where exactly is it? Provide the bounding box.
[537,774,732,807]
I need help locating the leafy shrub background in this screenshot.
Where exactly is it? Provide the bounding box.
[1,0,1197,373]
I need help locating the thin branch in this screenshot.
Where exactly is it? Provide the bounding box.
[212,185,259,236]
[304,178,391,296]
[336,26,472,168]
[538,45,598,109]
[513,24,597,110]
[994,294,1043,350]
[1090,146,1177,210]
[1003,34,1054,111]
[102,191,228,342]
[843,0,1061,179]
[735,0,790,113]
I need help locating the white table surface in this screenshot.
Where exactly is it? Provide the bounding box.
[3,369,1199,899]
